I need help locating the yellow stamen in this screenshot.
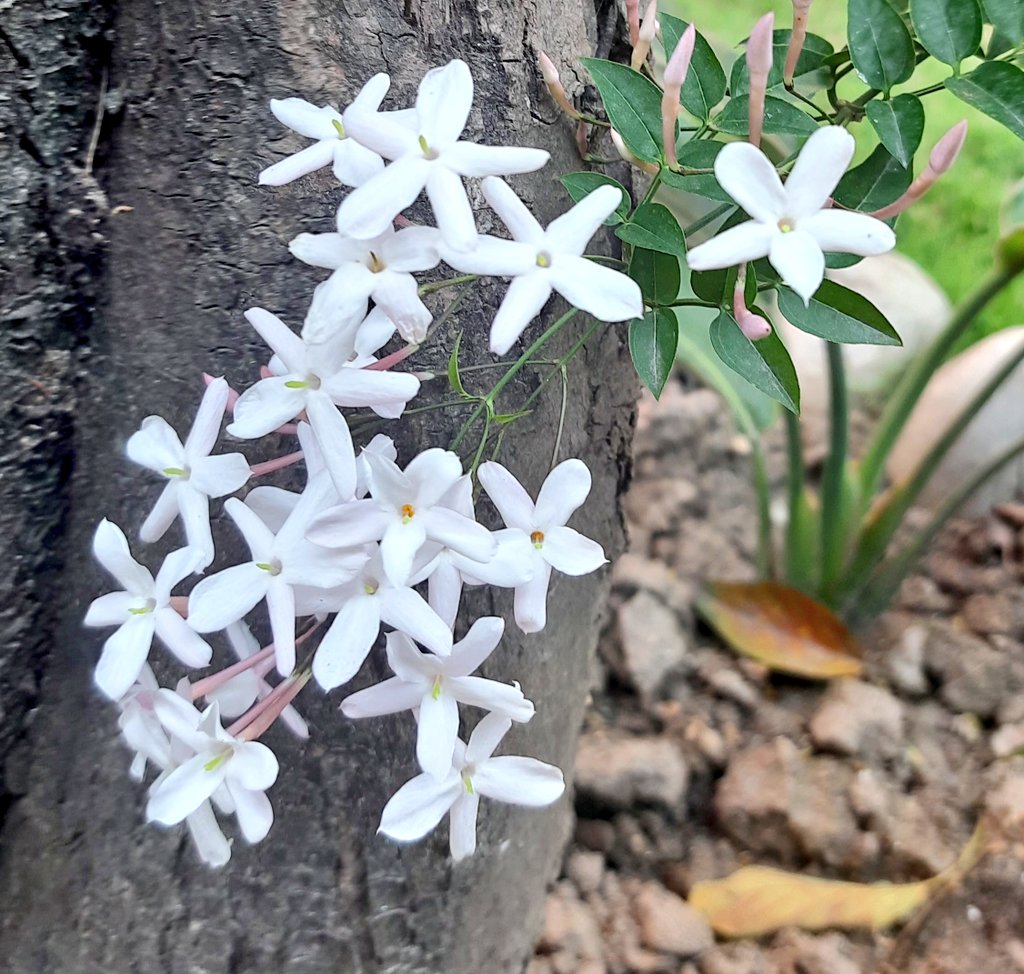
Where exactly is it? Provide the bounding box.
[535,251,552,268]
[332,118,346,139]
[531,530,545,550]
[401,503,416,524]
[162,466,187,477]
[778,219,794,233]
[431,676,443,701]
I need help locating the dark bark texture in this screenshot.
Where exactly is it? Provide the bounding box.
[0,1,636,971]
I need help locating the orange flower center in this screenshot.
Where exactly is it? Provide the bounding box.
[531,530,545,549]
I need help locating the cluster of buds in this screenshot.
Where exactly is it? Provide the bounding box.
[85,59,645,866]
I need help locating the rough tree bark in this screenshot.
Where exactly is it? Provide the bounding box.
[0,1,637,971]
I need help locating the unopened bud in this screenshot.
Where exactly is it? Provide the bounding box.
[610,128,659,175]
[631,0,658,71]
[662,23,696,169]
[733,283,772,341]
[784,0,813,84]
[538,51,579,119]
[746,13,774,148]
[626,0,641,47]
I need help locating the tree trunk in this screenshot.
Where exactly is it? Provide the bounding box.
[0,1,636,971]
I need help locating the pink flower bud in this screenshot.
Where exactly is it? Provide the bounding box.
[626,0,641,47]
[733,283,772,341]
[928,119,968,175]
[662,23,696,169]
[610,128,659,175]
[784,0,813,84]
[746,13,774,148]
[630,0,658,70]
[538,50,579,120]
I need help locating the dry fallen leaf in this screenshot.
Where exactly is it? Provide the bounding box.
[689,826,985,938]
[696,581,863,679]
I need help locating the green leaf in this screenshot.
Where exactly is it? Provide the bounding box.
[560,172,631,225]
[447,331,470,398]
[865,94,925,167]
[910,0,982,66]
[709,311,800,413]
[833,143,912,210]
[729,30,835,94]
[847,0,916,92]
[777,281,902,346]
[660,141,732,202]
[982,0,1024,44]
[616,202,687,256]
[690,267,735,307]
[629,308,679,398]
[715,94,819,137]
[945,61,1024,140]
[581,58,664,162]
[661,12,727,120]
[630,248,681,306]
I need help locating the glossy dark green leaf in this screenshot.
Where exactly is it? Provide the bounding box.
[660,141,732,202]
[715,94,819,137]
[777,281,902,346]
[983,0,1024,43]
[616,202,687,256]
[629,308,679,398]
[865,94,925,167]
[945,61,1024,140]
[710,310,800,413]
[581,58,664,162]
[847,0,915,91]
[729,30,835,94]
[910,0,982,66]
[560,172,631,225]
[661,12,727,120]
[833,144,912,210]
[447,331,471,398]
[630,248,681,306]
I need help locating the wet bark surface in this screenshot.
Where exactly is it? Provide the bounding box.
[0,1,636,971]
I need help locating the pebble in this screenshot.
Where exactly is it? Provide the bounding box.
[611,552,695,614]
[809,678,904,760]
[630,880,714,957]
[575,733,689,811]
[885,623,930,696]
[616,590,690,701]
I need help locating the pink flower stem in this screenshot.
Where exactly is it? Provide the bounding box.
[190,645,277,700]
[784,1,813,85]
[249,450,304,478]
[365,344,419,371]
[232,671,312,741]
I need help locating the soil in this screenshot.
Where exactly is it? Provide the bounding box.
[530,377,1024,974]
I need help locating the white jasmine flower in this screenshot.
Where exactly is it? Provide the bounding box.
[126,377,251,568]
[117,664,172,780]
[306,448,496,588]
[477,459,607,633]
[686,126,896,303]
[187,484,367,676]
[85,520,212,700]
[227,308,419,497]
[342,619,534,777]
[291,224,441,344]
[309,546,454,692]
[146,692,279,845]
[258,74,401,187]
[338,60,550,250]
[378,712,564,861]
[441,177,644,353]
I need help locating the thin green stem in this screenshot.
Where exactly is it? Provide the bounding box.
[637,167,664,211]
[859,267,1020,500]
[418,274,478,296]
[819,342,849,600]
[784,409,813,591]
[682,203,735,237]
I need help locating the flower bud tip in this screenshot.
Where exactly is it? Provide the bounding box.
[929,120,968,175]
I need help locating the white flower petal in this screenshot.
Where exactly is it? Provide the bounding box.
[265,580,296,676]
[800,209,896,257]
[477,462,535,532]
[714,141,786,222]
[549,255,643,321]
[139,483,180,545]
[769,228,825,304]
[185,377,230,458]
[176,487,215,569]
[473,756,564,807]
[417,690,460,778]
[95,615,155,700]
[332,139,386,188]
[449,792,480,861]
[416,59,473,146]
[443,142,550,178]
[93,519,153,596]
[305,392,358,500]
[245,307,307,374]
[355,309,398,358]
[270,97,342,141]
[423,507,496,563]
[189,452,251,498]
[187,563,269,633]
[289,231,365,270]
[184,801,231,867]
[428,560,463,631]
[307,499,388,548]
[439,235,536,277]
[785,126,855,218]
[455,529,535,588]
[381,226,442,272]
[378,771,463,842]
[228,783,275,843]
[259,140,336,186]
[489,273,553,355]
[466,711,512,764]
[147,753,225,825]
[385,630,437,682]
[685,220,775,271]
[513,560,552,633]
[84,591,137,627]
[227,377,306,439]
[481,176,546,244]
[225,495,278,558]
[321,366,420,410]
[229,740,279,791]
[545,185,626,255]
[448,676,534,722]
[371,271,432,341]
[425,166,478,251]
[336,155,431,240]
[379,587,453,657]
[542,525,607,576]
[381,519,428,588]
[154,608,213,668]
[340,676,424,718]
[154,546,204,603]
[445,616,504,677]
[312,595,381,690]
[533,459,591,528]
[126,416,184,474]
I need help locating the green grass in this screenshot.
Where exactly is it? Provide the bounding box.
[665,0,1024,341]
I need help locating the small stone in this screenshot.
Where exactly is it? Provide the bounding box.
[992,723,1024,758]
[700,942,778,974]
[612,553,694,614]
[575,733,689,811]
[538,882,604,962]
[616,590,690,701]
[961,591,1024,636]
[896,575,953,613]
[624,477,699,534]
[985,771,1024,834]
[566,851,605,895]
[706,668,758,709]
[885,624,929,696]
[770,929,867,974]
[631,880,713,957]
[575,819,616,853]
[809,678,904,760]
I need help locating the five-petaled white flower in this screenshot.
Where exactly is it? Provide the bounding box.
[341,620,534,777]
[477,459,607,633]
[686,126,896,303]
[290,224,441,345]
[85,520,212,700]
[440,177,644,354]
[338,61,550,250]
[126,377,251,568]
[378,712,564,861]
